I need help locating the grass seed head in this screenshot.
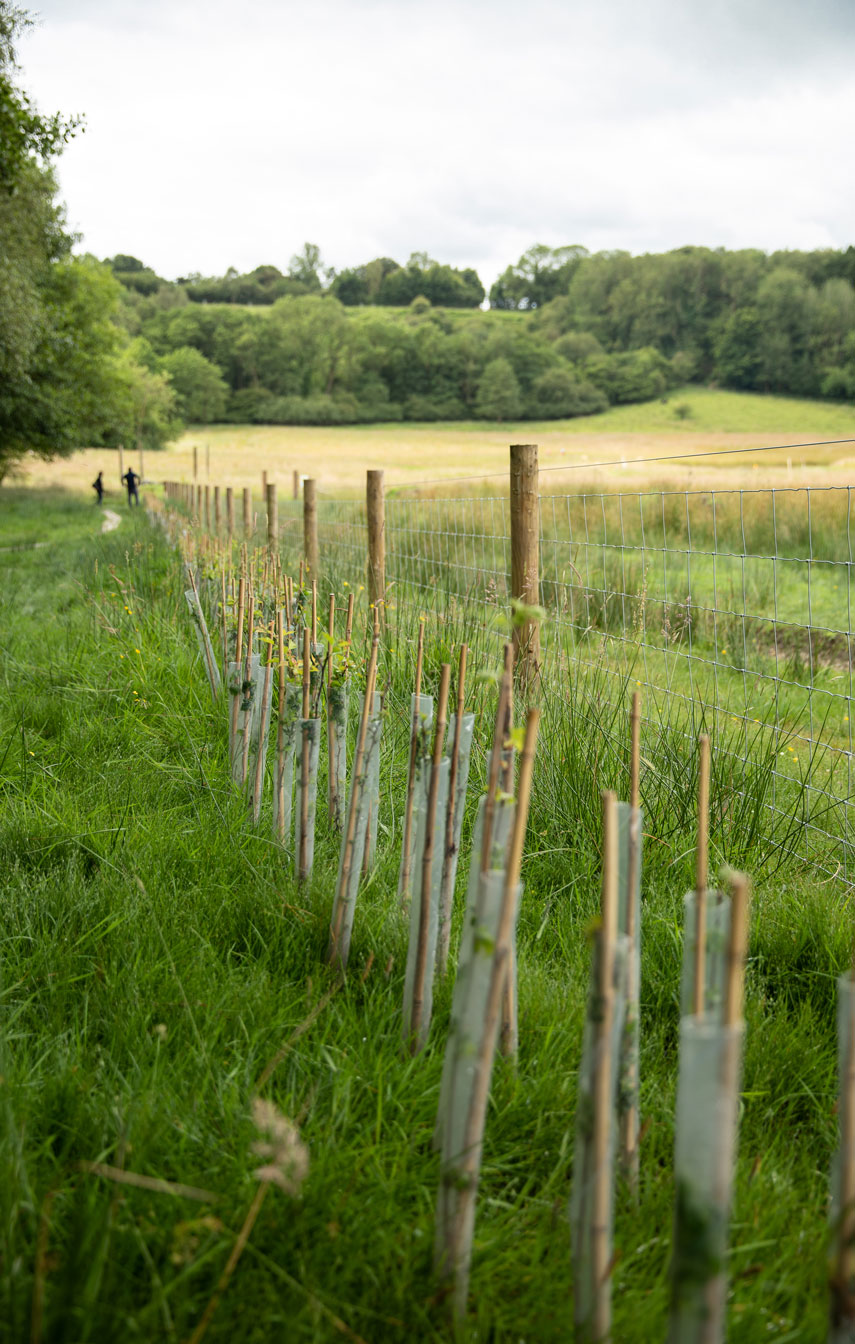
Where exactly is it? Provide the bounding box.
[250,1099,309,1195]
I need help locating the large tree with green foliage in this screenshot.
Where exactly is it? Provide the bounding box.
[0,3,179,481]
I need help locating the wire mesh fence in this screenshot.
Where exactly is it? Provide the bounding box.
[278,484,855,885]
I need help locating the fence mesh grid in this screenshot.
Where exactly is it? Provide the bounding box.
[278,483,855,884]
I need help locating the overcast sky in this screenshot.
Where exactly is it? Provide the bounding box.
[18,0,855,289]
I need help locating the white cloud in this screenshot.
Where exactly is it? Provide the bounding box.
[18,0,855,286]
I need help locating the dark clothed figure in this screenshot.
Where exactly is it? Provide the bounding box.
[93,471,104,505]
[122,468,140,506]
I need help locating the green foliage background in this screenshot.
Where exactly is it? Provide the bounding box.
[0,4,180,481]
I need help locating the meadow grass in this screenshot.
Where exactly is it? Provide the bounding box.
[12,387,855,500]
[0,487,851,1340]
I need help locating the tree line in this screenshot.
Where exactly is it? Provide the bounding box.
[114,235,855,429]
[2,0,853,480]
[0,4,180,483]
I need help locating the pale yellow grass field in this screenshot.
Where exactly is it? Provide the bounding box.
[13,388,855,501]
[15,422,855,503]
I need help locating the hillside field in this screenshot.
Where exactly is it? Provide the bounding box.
[13,388,855,499]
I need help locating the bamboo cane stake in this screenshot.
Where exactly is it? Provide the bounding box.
[400,619,426,903]
[620,690,642,1190]
[328,635,379,965]
[311,579,317,645]
[630,691,641,810]
[275,609,287,843]
[250,623,274,822]
[299,628,311,881]
[591,789,618,1343]
[229,577,246,771]
[480,650,513,876]
[220,568,228,676]
[327,592,336,821]
[240,587,255,787]
[694,734,711,1017]
[499,707,540,1057]
[723,870,748,1030]
[345,592,354,648]
[408,663,451,1052]
[437,644,468,977]
[501,641,515,792]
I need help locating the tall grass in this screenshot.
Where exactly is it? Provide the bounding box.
[0,487,850,1340]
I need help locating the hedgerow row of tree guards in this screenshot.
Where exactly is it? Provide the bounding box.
[151,489,853,1339]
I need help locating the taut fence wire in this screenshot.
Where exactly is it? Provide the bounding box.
[273,478,855,887]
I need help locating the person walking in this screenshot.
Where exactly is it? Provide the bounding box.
[93,471,104,505]
[122,467,141,507]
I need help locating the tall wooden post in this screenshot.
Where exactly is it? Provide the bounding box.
[193,444,198,481]
[292,469,300,500]
[204,484,211,531]
[118,443,124,485]
[138,441,145,483]
[262,469,268,498]
[367,469,385,628]
[214,485,221,532]
[510,443,541,688]
[226,486,234,542]
[242,486,252,535]
[304,478,319,577]
[196,484,203,516]
[266,481,278,552]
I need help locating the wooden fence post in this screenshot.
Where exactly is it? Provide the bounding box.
[293,469,300,500]
[242,486,252,535]
[204,484,211,531]
[510,443,541,688]
[193,444,198,481]
[304,478,319,577]
[266,481,278,552]
[262,469,267,499]
[226,486,234,542]
[367,469,385,627]
[214,485,221,532]
[118,443,124,485]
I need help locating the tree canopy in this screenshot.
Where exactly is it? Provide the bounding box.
[0,3,180,481]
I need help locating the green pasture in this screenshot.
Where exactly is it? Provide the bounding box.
[0,487,851,1341]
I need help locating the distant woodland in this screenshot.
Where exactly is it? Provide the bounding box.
[3,0,855,477]
[111,241,855,429]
